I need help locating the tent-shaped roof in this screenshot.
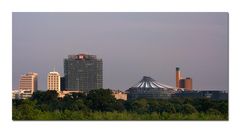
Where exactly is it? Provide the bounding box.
[132,76,176,90]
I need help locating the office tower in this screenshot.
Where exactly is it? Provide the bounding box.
[19,72,38,94]
[47,71,61,92]
[60,77,65,91]
[64,53,103,92]
[185,77,192,91]
[176,67,181,88]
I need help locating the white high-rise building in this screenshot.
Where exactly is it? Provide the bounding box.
[47,71,61,92]
[19,72,38,98]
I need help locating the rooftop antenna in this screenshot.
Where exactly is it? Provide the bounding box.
[53,66,55,72]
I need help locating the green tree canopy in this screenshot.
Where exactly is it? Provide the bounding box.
[87,89,117,112]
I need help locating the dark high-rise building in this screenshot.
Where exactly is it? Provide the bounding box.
[64,53,103,92]
[60,77,65,91]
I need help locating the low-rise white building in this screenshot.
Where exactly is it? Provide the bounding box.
[12,90,20,99]
[12,89,33,99]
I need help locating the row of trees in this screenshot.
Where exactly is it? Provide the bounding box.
[12,89,228,120]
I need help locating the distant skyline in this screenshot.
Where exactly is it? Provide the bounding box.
[12,12,228,91]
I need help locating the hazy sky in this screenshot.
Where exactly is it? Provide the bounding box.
[12,12,228,91]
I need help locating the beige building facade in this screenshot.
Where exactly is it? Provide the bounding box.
[112,90,127,100]
[58,90,83,98]
[19,72,38,95]
[47,71,61,92]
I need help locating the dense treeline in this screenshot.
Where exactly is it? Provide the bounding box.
[12,89,228,120]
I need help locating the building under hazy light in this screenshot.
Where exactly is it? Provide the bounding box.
[176,67,193,91]
[185,77,192,91]
[126,76,177,100]
[64,53,103,92]
[47,71,61,92]
[112,90,127,100]
[176,67,181,88]
[19,72,38,98]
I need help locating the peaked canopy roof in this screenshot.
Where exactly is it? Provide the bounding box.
[132,76,176,90]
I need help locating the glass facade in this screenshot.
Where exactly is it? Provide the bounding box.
[64,54,103,92]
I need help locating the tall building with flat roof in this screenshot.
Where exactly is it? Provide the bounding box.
[60,77,66,91]
[64,53,103,92]
[185,77,192,91]
[19,72,38,94]
[47,71,61,92]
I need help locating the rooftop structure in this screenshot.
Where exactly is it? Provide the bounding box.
[126,76,177,100]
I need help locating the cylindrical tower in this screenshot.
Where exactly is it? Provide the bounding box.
[185,77,192,91]
[176,67,181,88]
